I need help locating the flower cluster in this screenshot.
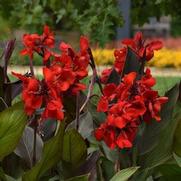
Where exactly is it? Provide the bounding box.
[13,26,90,121]
[95,32,168,149]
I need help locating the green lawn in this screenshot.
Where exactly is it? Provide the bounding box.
[154,76,181,96]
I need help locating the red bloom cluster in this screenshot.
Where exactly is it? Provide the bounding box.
[13,26,90,121]
[122,32,163,61]
[95,32,167,150]
[100,32,163,83]
[95,69,168,149]
[20,25,54,62]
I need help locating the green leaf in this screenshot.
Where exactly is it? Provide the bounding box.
[0,102,27,160]
[62,129,87,168]
[22,122,65,181]
[173,153,181,167]
[66,174,89,181]
[87,96,106,125]
[101,142,119,163]
[157,164,181,180]
[0,167,6,181]
[100,157,115,181]
[173,109,181,156]
[110,167,140,181]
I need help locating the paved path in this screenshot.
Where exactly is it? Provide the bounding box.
[8,66,181,77]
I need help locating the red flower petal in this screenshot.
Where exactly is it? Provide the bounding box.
[80,36,89,51]
[97,96,108,112]
[148,40,163,51]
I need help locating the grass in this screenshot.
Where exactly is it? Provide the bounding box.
[153,76,180,96]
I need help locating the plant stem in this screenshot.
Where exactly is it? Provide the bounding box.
[75,92,80,130]
[88,48,103,94]
[79,70,96,113]
[79,48,103,113]
[29,58,34,76]
[33,124,37,165]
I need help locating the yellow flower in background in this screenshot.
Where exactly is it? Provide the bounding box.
[92,48,181,68]
[149,48,181,68]
[92,49,114,65]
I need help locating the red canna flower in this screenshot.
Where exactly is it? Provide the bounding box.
[94,122,116,149]
[116,131,132,149]
[42,99,64,121]
[122,32,163,61]
[12,72,43,115]
[139,68,156,88]
[43,65,75,92]
[20,34,41,59]
[95,69,167,149]
[100,68,113,84]
[41,25,55,48]
[114,47,127,74]
[80,36,89,52]
[97,96,109,112]
[12,71,65,121]
[143,90,168,122]
[97,83,117,112]
[20,25,55,62]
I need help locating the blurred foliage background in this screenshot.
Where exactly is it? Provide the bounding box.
[0,0,123,46]
[1,0,181,44]
[1,0,181,67]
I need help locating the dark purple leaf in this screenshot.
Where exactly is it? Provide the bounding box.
[122,47,141,78]
[40,119,57,141]
[76,151,100,176]
[107,68,120,85]
[14,126,43,169]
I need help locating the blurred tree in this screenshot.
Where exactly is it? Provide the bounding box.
[0,0,123,46]
[132,0,181,25]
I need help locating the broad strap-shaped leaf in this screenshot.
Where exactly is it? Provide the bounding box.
[98,157,115,181]
[0,67,4,98]
[22,122,65,181]
[173,105,181,156]
[156,164,181,180]
[0,102,27,160]
[87,97,106,125]
[66,174,89,181]
[62,129,87,169]
[4,80,22,102]
[110,167,140,181]
[1,39,15,71]
[14,126,44,168]
[138,98,181,169]
[138,84,180,155]
[101,142,119,163]
[173,153,181,167]
[0,167,6,181]
[78,112,93,139]
[77,151,100,178]
[66,112,93,139]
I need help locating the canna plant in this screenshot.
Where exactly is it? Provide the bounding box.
[0,26,180,181]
